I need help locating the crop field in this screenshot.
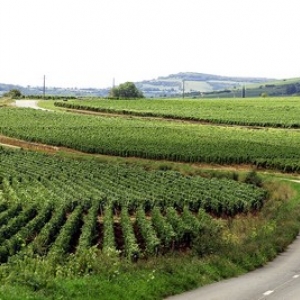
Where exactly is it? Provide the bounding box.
[0,108,300,172]
[0,97,300,300]
[0,147,266,263]
[55,97,300,128]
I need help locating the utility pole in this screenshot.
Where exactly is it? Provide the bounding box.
[43,75,46,99]
[182,80,185,99]
[242,85,246,98]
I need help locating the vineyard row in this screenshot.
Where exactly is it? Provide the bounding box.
[54,97,300,129]
[0,108,300,172]
[0,199,221,262]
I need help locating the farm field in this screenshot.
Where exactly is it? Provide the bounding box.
[0,97,300,299]
[0,148,266,260]
[0,145,299,300]
[54,97,300,128]
[0,108,300,172]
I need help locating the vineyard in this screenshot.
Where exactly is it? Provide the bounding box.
[0,108,300,172]
[54,97,300,128]
[0,147,266,262]
[0,97,299,300]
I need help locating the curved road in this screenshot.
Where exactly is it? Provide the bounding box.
[15,100,300,300]
[167,179,300,300]
[15,99,48,110]
[166,234,300,300]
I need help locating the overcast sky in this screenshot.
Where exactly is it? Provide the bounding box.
[0,0,299,88]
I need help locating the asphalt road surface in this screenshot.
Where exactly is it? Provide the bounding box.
[166,234,300,300]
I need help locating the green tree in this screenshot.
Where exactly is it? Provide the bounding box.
[3,89,22,99]
[261,92,268,98]
[109,82,144,99]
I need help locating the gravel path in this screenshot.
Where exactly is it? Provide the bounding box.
[15,100,48,110]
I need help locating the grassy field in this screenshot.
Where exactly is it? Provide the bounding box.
[0,97,299,299]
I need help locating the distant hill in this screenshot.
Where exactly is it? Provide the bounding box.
[201,77,300,98]
[0,83,110,98]
[0,72,291,98]
[135,72,274,97]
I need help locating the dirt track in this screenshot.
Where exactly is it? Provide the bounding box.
[15,100,48,110]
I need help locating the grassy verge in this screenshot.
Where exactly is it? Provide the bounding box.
[0,175,299,300]
[0,97,14,107]
[36,100,63,111]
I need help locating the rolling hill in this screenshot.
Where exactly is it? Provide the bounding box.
[135,72,273,97]
[2,72,299,98]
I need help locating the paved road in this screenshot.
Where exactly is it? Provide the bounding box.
[166,234,300,300]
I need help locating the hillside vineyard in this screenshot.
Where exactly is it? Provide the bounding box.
[0,108,300,172]
[0,148,266,261]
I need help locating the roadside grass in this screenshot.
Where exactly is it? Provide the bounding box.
[0,255,246,300]
[35,100,61,111]
[0,97,14,107]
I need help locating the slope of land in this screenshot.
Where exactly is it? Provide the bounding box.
[136,72,273,97]
[0,98,299,300]
[0,72,273,98]
[201,77,300,98]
